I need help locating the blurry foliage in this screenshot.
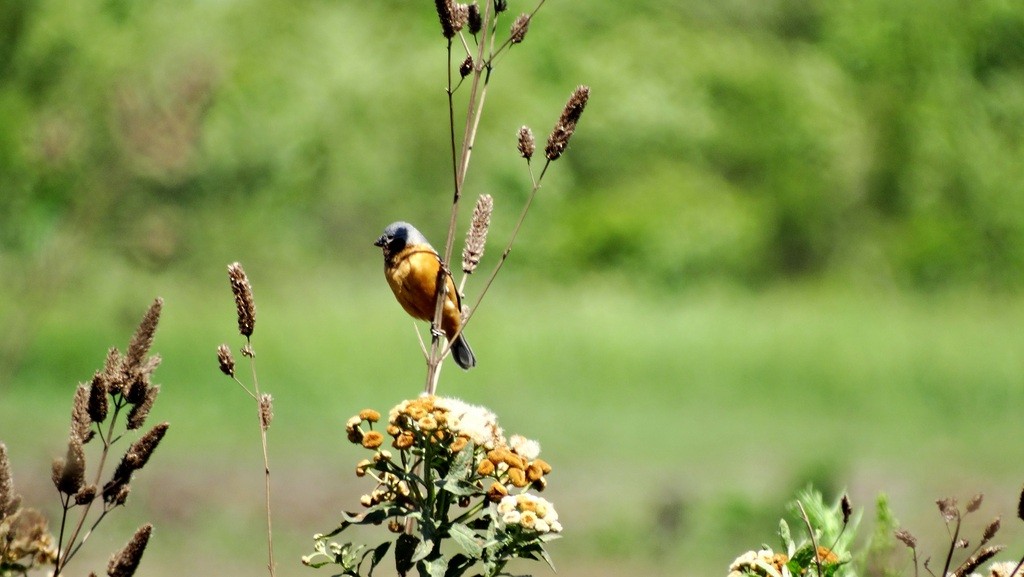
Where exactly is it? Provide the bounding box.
[1,0,1023,290]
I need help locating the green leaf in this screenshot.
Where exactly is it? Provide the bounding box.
[411,539,433,564]
[363,541,392,577]
[444,554,475,577]
[421,555,447,577]
[448,523,484,557]
[441,477,478,496]
[396,534,420,577]
[538,545,557,572]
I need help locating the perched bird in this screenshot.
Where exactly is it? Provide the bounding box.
[374,221,476,370]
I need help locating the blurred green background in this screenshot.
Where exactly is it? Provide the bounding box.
[2,0,1024,575]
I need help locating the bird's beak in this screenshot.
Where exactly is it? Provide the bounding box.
[373,236,386,248]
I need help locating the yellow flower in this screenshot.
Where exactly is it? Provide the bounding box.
[419,415,438,431]
[486,482,509,502]
[450,436,469,452]
[361,431,384,449]
[355,458,372,477]
[477,460,495,476]
[359,409,381,422]
[507,467,528,488]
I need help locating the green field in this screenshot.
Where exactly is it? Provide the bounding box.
[3,264,1024,576]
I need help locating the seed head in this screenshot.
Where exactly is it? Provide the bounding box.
[71,383,93,443]
[259,393,274,431]
[966,493,983,513]
[87,373,109,424]
[459,55,473,79]
[227,262,256,338]
[510,13,530,44]
[217,344,235,377]
[107,523,153,577]
[127,385,159,430]
[982,517,1000,544]
[462,194,493,274]
[895,529,917,549]
[126,298,162,373]
[494,0,507,13]
[0,443,12,518]
[467,3,482,34]
[545,85,590,161]
[517,126,535,160]
[952,545,1005,577]
[937,497,959,523]
[841,494,852,525]
[53,435,86,496]
[434,0,457,38]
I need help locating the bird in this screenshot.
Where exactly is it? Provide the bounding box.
[373,221,476,370]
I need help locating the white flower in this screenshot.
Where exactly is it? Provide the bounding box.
[497,496,518,514]
[502,510,521,525]
[509,434,541,460]
[519,510,538,529]
[989,562,1024,577]
[346,415,362,429]
[534,519,550,533]
[549,520,563,533]
[435,397,504,448]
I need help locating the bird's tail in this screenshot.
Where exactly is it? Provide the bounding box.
[450,334,476,370]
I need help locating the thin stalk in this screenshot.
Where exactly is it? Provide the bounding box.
[941,514,962,577]
[796,501,823,577]
[55,399,124,575]
[442,160,549,357]
[247,347,275,577]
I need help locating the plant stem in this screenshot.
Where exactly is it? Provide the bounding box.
[55,398,124,575]
[248,347,275,577]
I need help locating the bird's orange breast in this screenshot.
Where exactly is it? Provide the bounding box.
[384,245,463,337]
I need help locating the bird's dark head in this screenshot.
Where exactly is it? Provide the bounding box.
[374,221,429,258]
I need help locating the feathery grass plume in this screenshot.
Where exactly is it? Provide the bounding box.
[53,435,86,496]
[545,85,590,161]
[451,2,469,32]
[259,394,274,431]
[102,423,169,503]
[74,484,97,506]
[966,493,983,513]
[125,422,169,472]
[107,523,152,577]
[217,344,235,377]
[434,0,456,38]
[228,262,256,338]
[459,55,473,79]
[982,517,1000,544]
[952,545,1005,577]
[462,194,493,273]
[126,385,159,430]
[125,298,162,372]
[510,13,530,44]
[0,443,12,517]
[895,529,917,549]
[517,125,535,160]
[71,383,93,442]
[937,497,959,522]
[467,2,481,34]
[87,373,109,424]
[103,348,127,396]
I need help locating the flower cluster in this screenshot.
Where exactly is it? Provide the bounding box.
[0,508,58,570]
[495,494,561,535]
[728,548,789,577]
[312,396,561,577]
